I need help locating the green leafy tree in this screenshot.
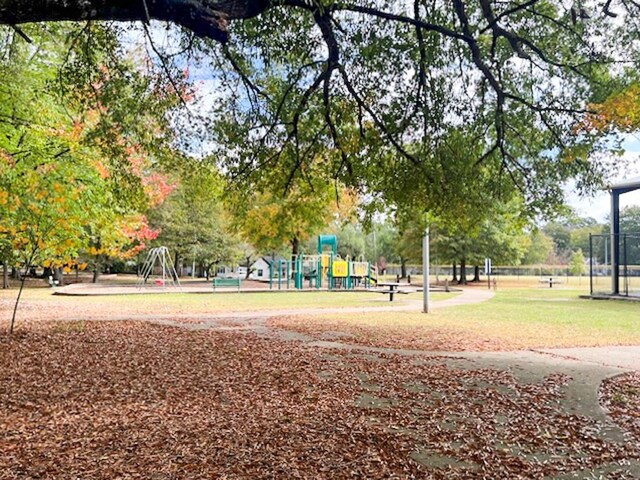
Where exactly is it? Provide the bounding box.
[521,231,555,265]
[148,166,240,279]
[543,209,604,262]
[0,25,185,331]
[569,249,587,281]
[226,166,357,257]
[2,2,636,228]
[364,222,401,272]
[430,200,529,284]
[334,223,366,260]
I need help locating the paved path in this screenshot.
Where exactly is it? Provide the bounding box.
[52,287,495,323]
[538,346,640,371]
[430,286,495,309]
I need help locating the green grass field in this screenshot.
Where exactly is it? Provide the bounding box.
[3,280,638,351]
[304,287,640,350]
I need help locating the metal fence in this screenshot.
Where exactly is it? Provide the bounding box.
[589,233,640,297]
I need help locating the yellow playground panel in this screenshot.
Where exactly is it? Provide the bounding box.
[332,260,349,278]
[321,253,332,268]
[352,262,368,277]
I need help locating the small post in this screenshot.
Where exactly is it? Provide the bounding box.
[286,260,290,290]
[589,234,593,295]
[269,259,273,290]
[423,227,430,314]
[611,191,620,295]
[329,253,334,290]
[623,233,628,296]
[485,257,491,290]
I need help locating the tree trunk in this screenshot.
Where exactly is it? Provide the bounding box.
[291,236,300,257]
[11,252,36,333]
[54,267,64,286]
[459,259,467,285]
[205,262,216,280]
[400,258,407,279]
[174,251,180,279]
[2,258,8,289]
[92,263,101,283]
[42,266,53,280]
[245,256,252,279]
[473,265,481,282]
[0,0,271,43]
[451,263,457,282]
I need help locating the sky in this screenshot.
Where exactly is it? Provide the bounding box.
[566,136,640,222]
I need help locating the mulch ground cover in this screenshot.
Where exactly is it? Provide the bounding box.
[1,320,638,479]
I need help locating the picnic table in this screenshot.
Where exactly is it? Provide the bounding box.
[376,282,410,302]
[539,277,563,288]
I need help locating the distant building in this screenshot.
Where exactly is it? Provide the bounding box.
[215,265,233,277]
[250,256,288,281]
[215,265,248,278]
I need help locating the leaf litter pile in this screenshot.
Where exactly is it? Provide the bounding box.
[1,321,638,479]
[268,315,513,352]
[601,372,640,443]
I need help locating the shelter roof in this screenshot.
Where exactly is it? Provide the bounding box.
[610,176,640,193]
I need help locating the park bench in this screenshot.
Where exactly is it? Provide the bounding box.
[539,277,563,288]
[213,277,242,291]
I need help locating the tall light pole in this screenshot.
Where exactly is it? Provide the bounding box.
[422,226,430,313]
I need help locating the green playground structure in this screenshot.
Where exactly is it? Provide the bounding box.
[266,234,378,290]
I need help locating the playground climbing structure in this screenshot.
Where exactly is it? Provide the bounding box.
[265,235,378,290]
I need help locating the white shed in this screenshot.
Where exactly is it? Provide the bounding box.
[249,256,287,281]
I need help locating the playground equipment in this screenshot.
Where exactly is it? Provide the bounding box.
[136,246,181,290]
[265,234,378,291]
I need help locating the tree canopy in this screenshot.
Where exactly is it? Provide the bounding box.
[3,1,640,287]
[1,1,636,223]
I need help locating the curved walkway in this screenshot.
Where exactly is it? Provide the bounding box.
[52,287,495,324]
[429,287,495,309]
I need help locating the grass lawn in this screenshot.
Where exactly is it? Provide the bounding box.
[269,287,640,351]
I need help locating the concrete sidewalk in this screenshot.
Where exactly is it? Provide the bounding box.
[537,346,640,371]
